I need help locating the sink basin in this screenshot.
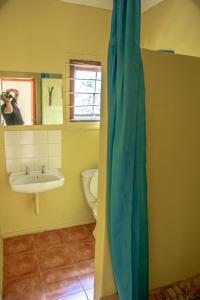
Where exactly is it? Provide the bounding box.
[9,169,64,194]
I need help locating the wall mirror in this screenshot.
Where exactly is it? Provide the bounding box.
[0,71,63,126]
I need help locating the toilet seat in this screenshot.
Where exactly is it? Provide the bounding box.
[90,169,98,198]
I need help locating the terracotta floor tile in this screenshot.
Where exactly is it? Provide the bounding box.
[66,240,95,263]
[44,277,83,299]
[59,225,91,243]
[85,288,94,300]
[3,225,95,299]
[57,291,88,300]
[76,259,94,274]
[79,274,94,290]
[37,246,74,271]
[41,265,79,285]
[4,252,39,280]
[3,275,43,300]
[3,235,35,256]
[149,296,156,300]
[154,293,165,300]
[34,229,62,251]
[75,260,94,290]
[86,223,96,233]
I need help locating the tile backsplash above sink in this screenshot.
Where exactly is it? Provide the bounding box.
[4,130,62,172]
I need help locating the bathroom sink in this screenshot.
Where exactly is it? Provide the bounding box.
[9,169,64,194]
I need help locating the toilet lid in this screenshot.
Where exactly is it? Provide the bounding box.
[90,169,98,198]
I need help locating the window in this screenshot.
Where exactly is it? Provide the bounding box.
[69,60,102,121]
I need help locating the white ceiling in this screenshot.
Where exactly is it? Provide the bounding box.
[61,0,165,12]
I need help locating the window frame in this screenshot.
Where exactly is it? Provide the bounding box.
[69,59,102,122]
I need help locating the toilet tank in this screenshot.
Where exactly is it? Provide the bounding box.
[81,169,98,205]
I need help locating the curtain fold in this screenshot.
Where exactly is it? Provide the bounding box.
[107,1,148,299]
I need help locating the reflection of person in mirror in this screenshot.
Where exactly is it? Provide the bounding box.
[1,89,24,125]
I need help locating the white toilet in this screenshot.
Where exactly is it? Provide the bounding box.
[81,168,98,236]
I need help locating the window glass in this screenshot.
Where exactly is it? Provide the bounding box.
[69,60,102,122]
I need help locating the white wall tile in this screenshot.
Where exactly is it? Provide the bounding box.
[4,131,20,146]
[6,160,21,172]
[19,131,34,145]
[48,156,61,169]
[20,145,35,159]
[48,144,61,157]
[47,130,61,144]
[5,146,20,159]
[6,145,35,159]
[33,158,49,170]
[34,145,48,158]
[6,159,34,173]
[34,131,47,144]
[4,130,62,172]
[19,159,34,172]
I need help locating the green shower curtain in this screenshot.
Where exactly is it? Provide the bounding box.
[107,1,148,299]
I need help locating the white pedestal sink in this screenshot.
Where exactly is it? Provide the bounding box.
[9,169,65,214]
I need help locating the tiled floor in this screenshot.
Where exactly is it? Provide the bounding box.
[5,224,200,300]
[3,224,95,300]
[149,274,200,299]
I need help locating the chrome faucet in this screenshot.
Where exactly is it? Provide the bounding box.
[41,165,45,174]
[25,166,30,175]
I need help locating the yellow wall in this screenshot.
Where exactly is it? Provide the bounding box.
[143,50,200,288]
[96,49,200,298]
[94,58,116,299]
[141,0,200,57]
[0,0,111,236]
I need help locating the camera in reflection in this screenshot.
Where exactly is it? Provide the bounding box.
[1,91,14,102]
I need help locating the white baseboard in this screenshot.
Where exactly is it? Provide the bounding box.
[2,217,95,238]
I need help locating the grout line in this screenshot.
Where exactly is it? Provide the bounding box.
[84,290,90,300]
[84,288,94,300]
